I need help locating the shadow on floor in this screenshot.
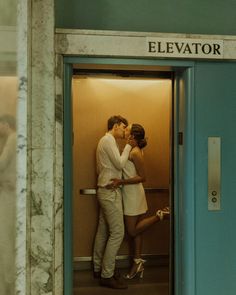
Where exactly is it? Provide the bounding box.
[74,266,169,295]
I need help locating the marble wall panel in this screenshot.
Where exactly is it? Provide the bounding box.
[27,0,56,294]
[54,53,64,295]
[16,0,29,294]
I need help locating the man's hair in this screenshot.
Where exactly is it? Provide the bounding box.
[107,115,128,131]
[0,114,16,130]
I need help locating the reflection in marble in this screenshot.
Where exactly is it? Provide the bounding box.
[0,111,17,295]
[0,10,18,295]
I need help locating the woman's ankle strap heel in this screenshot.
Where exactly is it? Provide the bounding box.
[156,206,170,221]
[124,258,146,279]
[133,258,146,265]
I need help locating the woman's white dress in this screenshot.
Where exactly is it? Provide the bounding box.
[122,159,148,216]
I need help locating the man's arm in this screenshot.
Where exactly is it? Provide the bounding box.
[104,137,136,170]
[108,148,146,188]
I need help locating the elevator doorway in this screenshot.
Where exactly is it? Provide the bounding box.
[71,66,173,294]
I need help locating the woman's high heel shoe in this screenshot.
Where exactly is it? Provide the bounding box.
[124,258,146,279]
[156,206,170,221]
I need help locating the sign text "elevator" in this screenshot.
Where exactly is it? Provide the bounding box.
[146,37,224,59]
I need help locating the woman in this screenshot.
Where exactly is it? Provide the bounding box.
[110,123,169,279]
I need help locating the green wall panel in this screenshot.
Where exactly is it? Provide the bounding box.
[55,0,236,35]
[194,61,236,295]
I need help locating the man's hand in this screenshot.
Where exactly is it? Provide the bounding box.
[105,178,122,189]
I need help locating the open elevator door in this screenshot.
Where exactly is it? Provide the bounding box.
[71,66,173,292]
[63,60,194,295]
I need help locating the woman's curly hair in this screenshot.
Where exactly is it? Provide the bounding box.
[131,123,147,149]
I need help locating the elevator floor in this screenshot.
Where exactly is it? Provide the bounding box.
[74,265,169,295]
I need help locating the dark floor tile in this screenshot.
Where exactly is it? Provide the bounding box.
[73,266,169,295]
[74,283,169,295]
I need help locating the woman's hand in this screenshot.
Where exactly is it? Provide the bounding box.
[127,136,137,148]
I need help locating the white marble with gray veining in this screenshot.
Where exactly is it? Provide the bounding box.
[15,0,29,294]
[30,0,55,294]
[16,0,57,295]
[54,53,64,295]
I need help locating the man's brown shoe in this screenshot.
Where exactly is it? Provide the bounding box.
[100,276,128,289]
[94,268,120,279]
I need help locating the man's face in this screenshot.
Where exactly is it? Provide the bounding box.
[113,122,126,139]
[124,124,132,140]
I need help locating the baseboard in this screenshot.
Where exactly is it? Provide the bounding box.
[74,254,169,270]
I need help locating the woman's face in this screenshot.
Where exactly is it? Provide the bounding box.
[124,124,132,139]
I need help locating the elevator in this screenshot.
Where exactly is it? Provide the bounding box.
[63,58,194,295]
[69,64,174,294]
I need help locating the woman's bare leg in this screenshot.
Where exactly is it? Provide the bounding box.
[126,207,170,236]
[124,209,170,278]
[125,214,161,237]
[134,233,142,258]
[124,216,143,277]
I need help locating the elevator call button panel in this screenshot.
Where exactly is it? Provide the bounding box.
[208,137,221,211]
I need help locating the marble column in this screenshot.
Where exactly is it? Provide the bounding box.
[16,1,62,294]
[16,0,30,293]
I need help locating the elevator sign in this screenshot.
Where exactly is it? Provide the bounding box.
[146,37,224,59]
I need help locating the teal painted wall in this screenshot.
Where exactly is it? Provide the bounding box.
[55,0,236,35]
[194,62,236,295]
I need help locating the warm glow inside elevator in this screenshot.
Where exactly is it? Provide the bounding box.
[71,65,173,294]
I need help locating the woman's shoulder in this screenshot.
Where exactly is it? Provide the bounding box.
[130,146,142,158]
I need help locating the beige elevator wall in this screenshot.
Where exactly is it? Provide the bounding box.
[72,76,171,258]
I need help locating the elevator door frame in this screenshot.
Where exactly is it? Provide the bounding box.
[63,57,195,295]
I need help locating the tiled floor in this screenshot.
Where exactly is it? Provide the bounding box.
[74,266,169,295]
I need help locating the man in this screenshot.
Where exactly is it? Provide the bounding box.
[0,114,17,295]
[93,115,135,289]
